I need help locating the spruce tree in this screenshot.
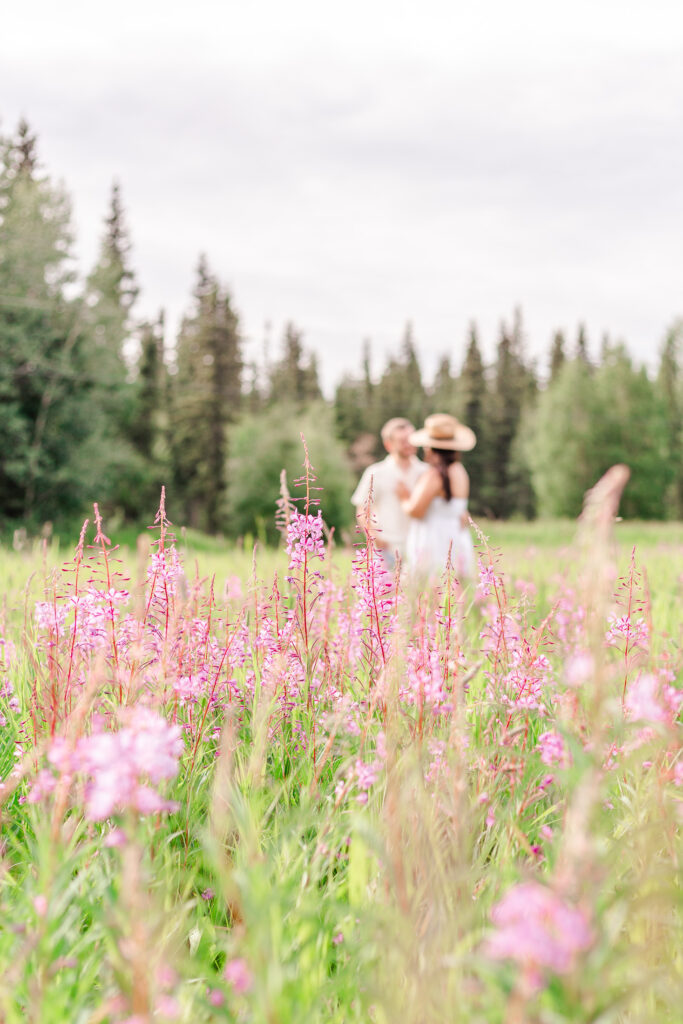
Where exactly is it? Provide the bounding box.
[488,310,536,517]
[171,257,242,532]
[456,323,490,515]
[0,120,94,520]
[334,373,369,447]
[85,181,138,371]
[268,322,322,405]
[431,355,459,412]
[657,321,683,516]
[373,321,427,431]
[333,339,378,468]
[549,329,567,382]
[131,312,167,460]
[575,323,590,365]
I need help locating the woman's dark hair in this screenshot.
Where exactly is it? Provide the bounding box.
[430,447,460,501]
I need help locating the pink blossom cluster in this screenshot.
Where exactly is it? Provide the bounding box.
[537,730,569,767]
[350,546,394,624]
[625,673,682,725]
[0,639,20,728]
[402,631,450,711]
[147,547,184,593]
[285,510,325,570]
[606,613,650,651]
[34,601,68,637]
[485,881,594,990]
[354,757,380,804]
[223,957,252,994]
[30,706,183,821]
[476,558,499,600]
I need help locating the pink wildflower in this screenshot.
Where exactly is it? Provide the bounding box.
[351,546,394,621]
[104,827,127,848]
[28,769,57,803]
[50,706,185,821]
[625,674,669,724]
[33,895,48,918]
[537,730,568,768]
[224,957,252,994]
[564,651,594,687]
[485,882,593,990]
[154,995,180,1018]
[606,614,649,651]
[356,758,380,788]
[285,510,325,570]
[477,559,498,599]
[225,575,243,601]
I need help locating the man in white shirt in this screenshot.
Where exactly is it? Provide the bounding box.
[351,418,428,568]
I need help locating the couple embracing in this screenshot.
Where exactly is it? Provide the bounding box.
[351,413,476,579]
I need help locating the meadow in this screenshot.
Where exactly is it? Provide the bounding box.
[0,478,681,1023]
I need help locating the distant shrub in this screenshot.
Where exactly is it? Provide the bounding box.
[226,402,355,544]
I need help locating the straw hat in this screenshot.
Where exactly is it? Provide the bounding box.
[409,413,476,452]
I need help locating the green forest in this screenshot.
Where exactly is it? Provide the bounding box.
[1,118,681,541]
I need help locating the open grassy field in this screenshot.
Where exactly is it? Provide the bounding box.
[0,506,681,1022]
[3,517,682,630]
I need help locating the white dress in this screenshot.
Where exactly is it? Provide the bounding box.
[406,497,474,579]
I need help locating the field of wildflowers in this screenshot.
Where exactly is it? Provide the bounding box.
[0,462,681,1023]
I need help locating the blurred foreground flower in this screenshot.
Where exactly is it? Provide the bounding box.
[485,881,594,992]
[30,706,183,821]
[224,957,253,994]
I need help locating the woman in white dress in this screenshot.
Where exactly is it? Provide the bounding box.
[396,413,476,579]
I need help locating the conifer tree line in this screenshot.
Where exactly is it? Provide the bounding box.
[1,120,681,539]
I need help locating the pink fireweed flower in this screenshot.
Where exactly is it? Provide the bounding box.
[146,547,184,596]
[485,882,594,991]
[480,608,521,658]
[351,545,394,616]
[537,730,569,768]
[38,706,184,821]
[625,674,670,725]
[476,559,499,599]
[34,601,68,638]
[663,684,683,719]
[224,575,243,602]
[514,578,537,599]
[224,957,252,994]
[606,614,650,651]
[355,757,380,799]
[564,651,595,687]
[285,510,325,570]
[425,738,448,784]
[0,637,16,671]
[33,894,48,918]
[154,995,180,1019]
[28,769,58,803]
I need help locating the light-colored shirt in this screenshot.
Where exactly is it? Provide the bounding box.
[351,455,428,556]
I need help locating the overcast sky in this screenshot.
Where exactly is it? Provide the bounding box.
[2,0,682,391]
